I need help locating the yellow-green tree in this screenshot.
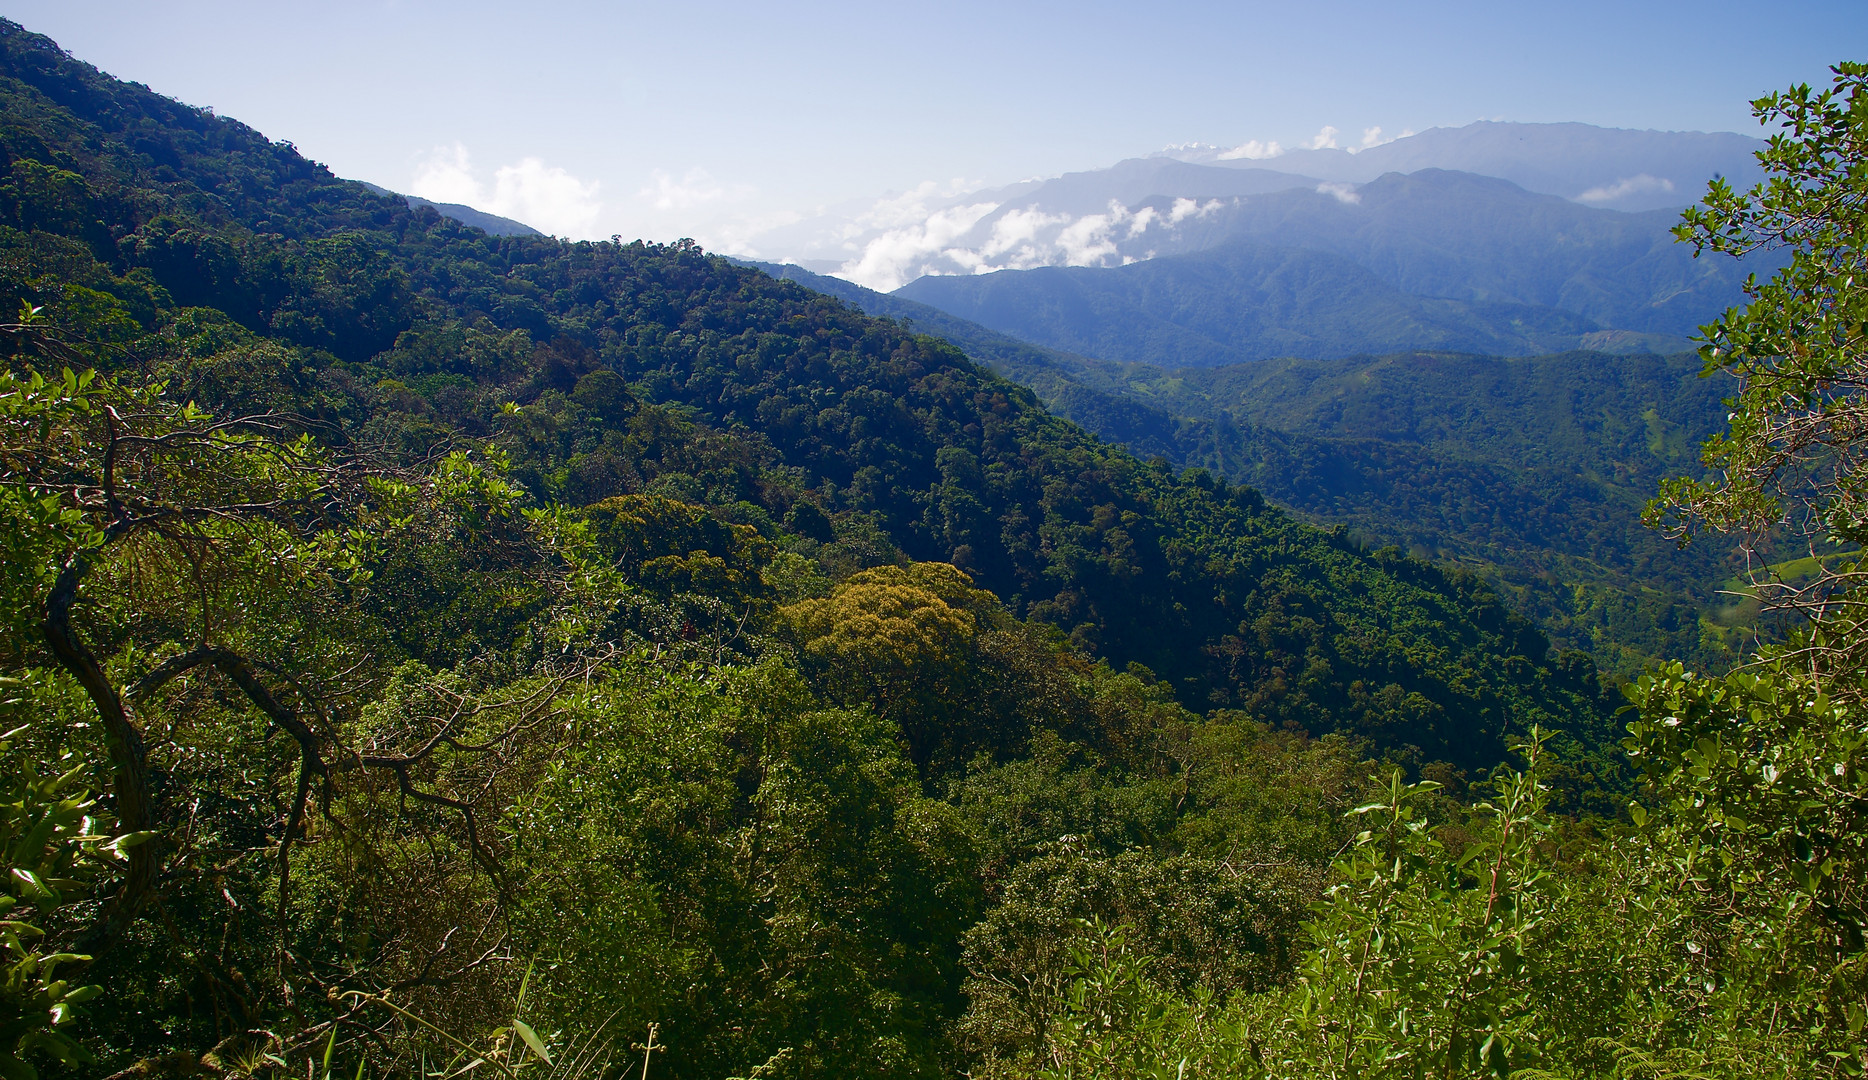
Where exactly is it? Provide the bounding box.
[782,562,994,765]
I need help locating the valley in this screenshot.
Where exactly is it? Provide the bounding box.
[754,261,1737,676]
[0,16,1863,1080]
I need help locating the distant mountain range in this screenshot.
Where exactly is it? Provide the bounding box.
[1163,120,1767,212]
[745,120,1767,289]
[900,236,1596,366]
[891,168,1756,365]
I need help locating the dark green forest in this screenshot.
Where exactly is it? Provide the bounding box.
[757,262,1738,677]
[1,20,1864,1080]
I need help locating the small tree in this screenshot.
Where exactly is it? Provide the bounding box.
[1655,62,1868,680]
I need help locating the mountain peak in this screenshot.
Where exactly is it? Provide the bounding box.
[1196,119,1765,211]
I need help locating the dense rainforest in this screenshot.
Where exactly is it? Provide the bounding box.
[752,262,1739,678]
[0,20,1864,1080]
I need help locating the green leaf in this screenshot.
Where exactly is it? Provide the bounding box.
[1484,1033,1510,1079]
[511,1020,550,1065]
[516,955,535,1013]
[8,869,55,906]
[103,831,157,854]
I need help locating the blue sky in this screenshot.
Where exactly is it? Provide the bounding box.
[7,0,1864,245]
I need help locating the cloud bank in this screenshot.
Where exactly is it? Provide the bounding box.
[639,167,759,214]
[827,194,1227,291]
[1303,125,1340,150]
[837,202,1004,292]
[411,144,604,239]
[1218,139,1284,161]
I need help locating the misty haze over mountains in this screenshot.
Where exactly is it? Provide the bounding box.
[1160,120,1768,211]
[736,120,1766,293]
[893,168,1755,365]
[358,181,541,237]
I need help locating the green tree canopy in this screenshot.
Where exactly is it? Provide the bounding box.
[1660,62,1868,681]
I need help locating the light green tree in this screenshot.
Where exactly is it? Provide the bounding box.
[1656,62,1868,680]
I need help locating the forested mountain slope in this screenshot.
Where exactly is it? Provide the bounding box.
[759,261,1736,674]
[0,19,1610,770]
[0,20,1633,1074]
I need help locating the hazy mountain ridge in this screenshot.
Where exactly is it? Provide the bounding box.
[1174,169,1745,337]
[748,120,1766,289]
[359,180,540,236]
[896,238,1597,366]
[890,167,1761,365]
[1172,120,1768,211]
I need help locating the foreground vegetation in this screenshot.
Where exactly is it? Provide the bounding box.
[0,19,1863,1080]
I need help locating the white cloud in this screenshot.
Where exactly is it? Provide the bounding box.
[410,143,604,239]
[1576,173,1677,204]
[1160,141,1223,157]
[494,159,603,237]
[1351,126,1396,154]
[1303,126,1340,151]
[844,178,984,235]
[1217,139,1283,161]
[1317,181,1361,205]
[837,201,1001,291]
[705,208,805,259]
[410,144,483,205]
[1168,197,1222,224]
[980,207,1072,261]
[639,167,754,213]
[1055,203,1124,266]
[997,201,1147,269]
[831,190,1238,291]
